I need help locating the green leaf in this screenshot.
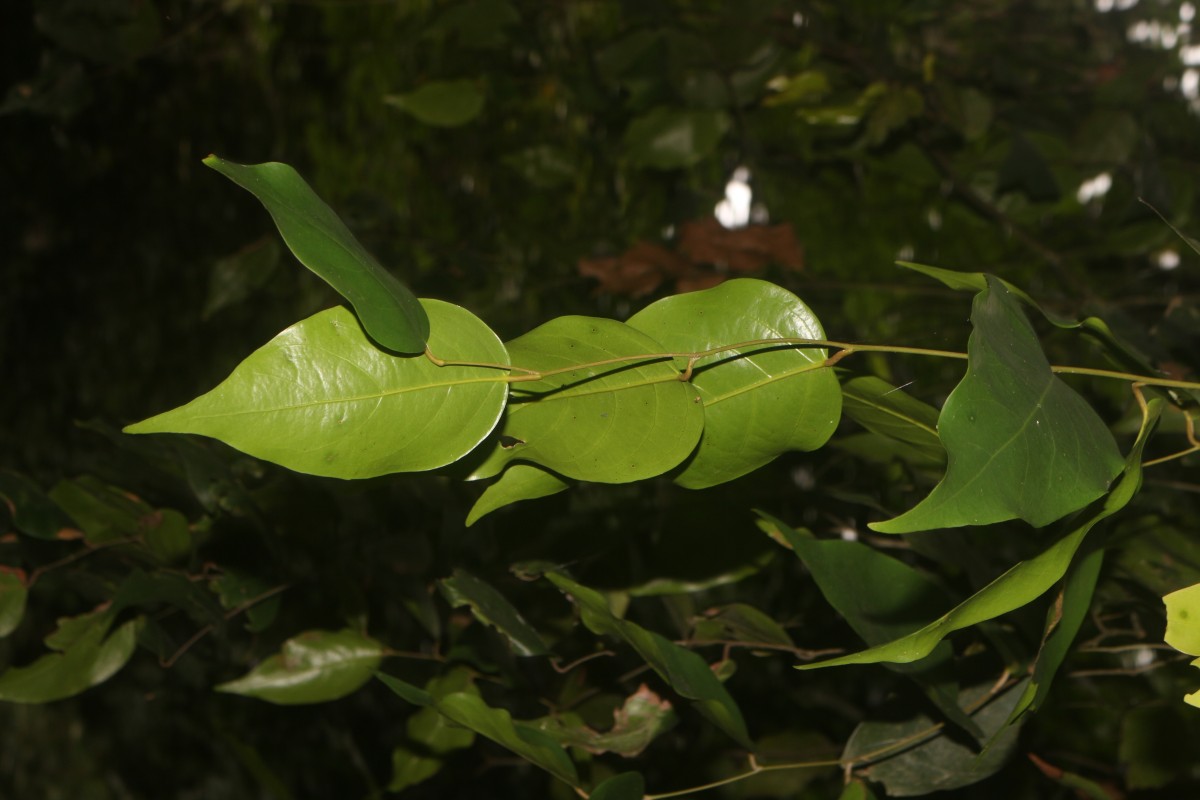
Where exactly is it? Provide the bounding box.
[0,569,28,637]
[589,772,646,800]
[872,276,1123,533]
[624,108,730,169]
[438,569,550,656]
[843,680,1027,796]
[385,79,485,127]
[389,667,479,792]
[1005,542,1104,725]
[544,571,752,748]
[126,301,508,479]
[1164,582,1200,708]
[838,779,879,800]
[203,237,281,319]
[691,603,793,649]
[466,463,570,526]
[210,571,281,633]
[0,470,76,540]
[0,608,142,703]
[799,399,1159,670]
[202,156,429,353]
[47,475,150,544]
[143,508,192,563]
[534,684,676,757]
[216,629,384,704]
[471,317,703,483]
[377,672,581,787]
[840,376,945,467]
[626,279,841,488]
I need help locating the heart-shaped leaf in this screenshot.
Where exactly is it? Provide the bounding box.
[626,279,840,488]
[204,157,429,353]
[873,277,1123,533]
[126,300,508,479]
[471,317,703,483]
[217,628,384,705]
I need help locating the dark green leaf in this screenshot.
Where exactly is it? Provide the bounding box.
[840,376,945,467]
[210,571,281,634]
[873,277,1123,533]
[438,569,549,656]
[202,156,429,353]
[545,571,751,748]
[800,398,1159,669]
[126,301,508,479]
[624,108,730,169]
[377,672,581,787]
[202,237,281,319]
[0,470,77,540]
[389,667,479,792]
[385,79,485,127]
[838,779,879,800]
[691,603,793,649]
[843,680,1028,796]
[626,278,841,488]
[0,608,142,703]
[216,628,384,705]
[0,569,28,637]
[589,772,646,800]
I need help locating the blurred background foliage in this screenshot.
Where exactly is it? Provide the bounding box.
[5,0,1200,797]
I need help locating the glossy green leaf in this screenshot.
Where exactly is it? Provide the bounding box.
[203,156,429,353]
[624,107,730,169]
[385,79,485,127]
[389,667,479,792]
[377,672,581,787]
[589,772,646,800]
[126,301,508,479]
[472,317,703,483]
[438,569,549,656]
[0,570,28,637]
[626,279,841,488]
[840,376,944,467]
[1006,542,1104,725]
[1164,582,1200,708]
[0,470,76,540]
[466,463,569,526]
[545,571,751,748]
[873,277,1123,533]
[800,399,1158,670]
[534,684,677,757]
[843,681,1027,796]
[216,628,384,705]
[0,608,142,703]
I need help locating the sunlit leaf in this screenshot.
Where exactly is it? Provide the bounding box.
[385,79,485,127]
[126,301,508,479]
[471,317,703,483]
[377,672,580,787]
[843,680,1027,796]
[0,607,142,703]
[800,399,1158,670]
[216,629,384,705]
[873,277,1123,533]
[1164,581,1200,708]
[545,571,751,748]
[438,569,549,656]
[466,463,569,526]
[203,157,429,353]
[626,279,840,488]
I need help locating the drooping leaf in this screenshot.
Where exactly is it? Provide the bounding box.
[202,156,429,353]
[0,470,77,540]
[626,279,841,488]
[873,276,1123,533]
[843,680,1028,796]
[0,569,28,637]
[216,628,384,704]
[126,301,508,479]
[1005,541,1105,725]
[376,672,580,787]
[840,376,945,467]
[0,607,142,703]
[466,463,570,526]
[438,569,549,656]
[1163,581,1200,708]
[389,667,479,792]
[624,107,730,169]
[534,684,676,757]
[589,772,646,800]
[544,570,751,748]
[799,399,1158,670]
[385,79,485,127]
[470,317,703,483]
